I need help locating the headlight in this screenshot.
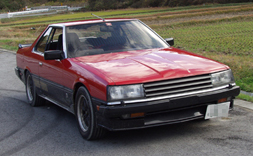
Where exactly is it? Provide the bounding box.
[108,84,144,101]
[211,69,235,87]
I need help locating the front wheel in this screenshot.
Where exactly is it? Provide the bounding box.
[75,86,105,140]
[25,72,45,106]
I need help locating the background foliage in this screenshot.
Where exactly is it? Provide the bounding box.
[87,0,253,10]
[1,0,253,12]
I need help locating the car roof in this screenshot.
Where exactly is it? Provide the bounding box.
[49,18,137,27]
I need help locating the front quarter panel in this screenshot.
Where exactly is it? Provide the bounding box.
[16,26,48,71]
[65,58,114,102]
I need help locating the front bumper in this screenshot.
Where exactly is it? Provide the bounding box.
[94,86,240,131]
[15,67,25,83]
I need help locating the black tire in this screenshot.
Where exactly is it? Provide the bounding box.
[75,86,105,140]
[25,71,45,106]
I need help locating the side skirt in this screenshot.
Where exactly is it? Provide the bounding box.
[40,94,75,114]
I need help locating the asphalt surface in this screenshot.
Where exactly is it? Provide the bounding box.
[0,49,253,156]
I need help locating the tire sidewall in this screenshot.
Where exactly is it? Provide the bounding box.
[25,72,36,106]
[75,86,95,140]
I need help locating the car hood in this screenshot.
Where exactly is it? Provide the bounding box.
[75,48,228,85]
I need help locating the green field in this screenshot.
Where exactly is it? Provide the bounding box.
[0,3,252,95]
[153,16,253,93]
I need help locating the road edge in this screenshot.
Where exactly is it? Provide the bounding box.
[0,48,16,54]
[234,99,253,110]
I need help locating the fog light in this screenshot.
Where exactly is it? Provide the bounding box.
[122,114,131,119]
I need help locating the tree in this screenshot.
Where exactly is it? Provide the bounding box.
[0,0,25,12]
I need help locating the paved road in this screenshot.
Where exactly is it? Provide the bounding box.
[0,50,253,156]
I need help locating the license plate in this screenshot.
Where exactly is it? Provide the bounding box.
[205,102,230,119]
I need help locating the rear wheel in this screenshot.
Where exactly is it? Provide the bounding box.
[75,86,105,140]
[25,72,45,106]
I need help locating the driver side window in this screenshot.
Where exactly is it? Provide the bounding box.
[35,27,63,53]
[36,27,52,52]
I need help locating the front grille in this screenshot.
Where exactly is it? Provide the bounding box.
[143,74,212,98]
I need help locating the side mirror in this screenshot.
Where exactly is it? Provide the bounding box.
[165,38,174,46]
[44,50,64,60]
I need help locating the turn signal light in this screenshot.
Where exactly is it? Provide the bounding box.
[122,112,145,119]
[130,112,145,118]
[218,98,227,103]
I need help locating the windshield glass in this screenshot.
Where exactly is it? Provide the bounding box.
[66,20,168,58]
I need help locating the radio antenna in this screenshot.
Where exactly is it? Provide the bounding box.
[91,13,105,21]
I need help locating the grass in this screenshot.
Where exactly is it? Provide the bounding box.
[236,77,253,93]
[0,2,252,97]
[142,6,253,21]
[237,94,253,103]
[0,8,174,25]
[155,19,253,56]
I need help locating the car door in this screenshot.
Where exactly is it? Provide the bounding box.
[34,27,72,107]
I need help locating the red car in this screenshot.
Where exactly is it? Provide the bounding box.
[15,18,240,140]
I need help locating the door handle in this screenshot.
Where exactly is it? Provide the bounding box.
[39,62,43,66]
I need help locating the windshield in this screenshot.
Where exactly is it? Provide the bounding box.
[66,20,168,58]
